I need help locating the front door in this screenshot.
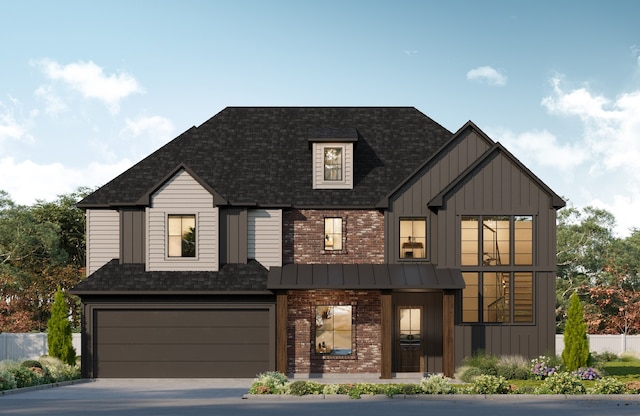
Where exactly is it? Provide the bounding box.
[396,307,423,372]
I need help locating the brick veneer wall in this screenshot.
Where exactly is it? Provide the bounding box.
[283,209,385,264]
[287,289,382,374]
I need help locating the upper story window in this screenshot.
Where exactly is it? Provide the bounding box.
[310,132,356,189]
[399,218,426,259]
[324,217,343,251]
[324,148,343,181]
[168,214,196,257]
[460,215,533,266]
[460,215,534,324]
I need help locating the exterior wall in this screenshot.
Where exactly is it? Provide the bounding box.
[283,209,384,264]
[387,128,558,367]
[386,128,491,263]
[147,170,218,271]
[248,209,282,268]
[287,290,381,374]
[86,209,120,275]
[120,208,145,264]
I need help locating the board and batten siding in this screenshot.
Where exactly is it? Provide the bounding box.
[248,209,282,268]
[146,169,218,272]
[86,209,120,275]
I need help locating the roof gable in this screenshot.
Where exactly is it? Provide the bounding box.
[428,142,566,210]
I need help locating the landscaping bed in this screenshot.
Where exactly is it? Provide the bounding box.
[0,357,81,392]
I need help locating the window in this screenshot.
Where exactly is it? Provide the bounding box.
[324,148,343,181]
[312,142,353,189]
[168,215,196,257]
[324,217,343,251]
[400,218,426,259]
[460,216,534,323]
[315,305,352,355]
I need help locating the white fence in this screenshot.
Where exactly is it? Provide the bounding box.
[0,333,82,361]
[556,334,640,356]
[2,333,640,362]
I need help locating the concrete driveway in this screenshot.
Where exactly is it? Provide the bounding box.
[2,379,640,416]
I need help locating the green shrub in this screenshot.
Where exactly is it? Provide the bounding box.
[513,385,536,394]
[287,380,323,396]
[562,293,589,371]
[590,377,626,394]
[0,370,17,391]
[322,384,341,395]
[20,360,43,369]
[39,356,80,382]
[420,374,453,394]
[591,351,619,364]
[47,289,77,366]
[381,383,421,397]
[459,366,483,382]
[536,372,586,394]
[470,374,510,394]
[463,350,498,375]
[248,371,289,394]
[11,367,44,388]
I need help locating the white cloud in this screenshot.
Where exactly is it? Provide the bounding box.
[493,128,588,173]
[466,66,507,86]
[0,101,34,147]
[121,115,174,139]
[542,77,640,177]
[34,85,68,116]
[35,59,144,114]
[0,157,133,205]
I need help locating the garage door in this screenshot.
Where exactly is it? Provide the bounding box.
[94,308,274,378]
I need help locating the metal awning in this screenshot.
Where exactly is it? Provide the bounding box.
[267,263,465,290]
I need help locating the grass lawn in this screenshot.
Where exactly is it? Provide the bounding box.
[602,360,640,382]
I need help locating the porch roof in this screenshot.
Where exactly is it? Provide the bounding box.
[267,263,465,290]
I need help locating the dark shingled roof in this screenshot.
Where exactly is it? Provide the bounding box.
[78,107,452,208]
[70,259,270,295]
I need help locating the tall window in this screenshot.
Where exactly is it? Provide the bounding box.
[324,217,343,251]
[168,215,196,257]
[460,216,533,323]
[400,218,426,259]
[324,148,343,181]
[315,305,352,355]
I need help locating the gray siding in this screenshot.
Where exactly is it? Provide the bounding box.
[147,169,218,272]
[120,209,145,264]
[248,209,282,269]
[86,209,120,275]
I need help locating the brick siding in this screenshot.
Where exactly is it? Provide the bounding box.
[287,289,381,374]
[283,209,384,264]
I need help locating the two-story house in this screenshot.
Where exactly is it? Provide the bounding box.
[71,107,564,379]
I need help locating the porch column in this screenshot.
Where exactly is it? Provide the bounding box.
[276,292,288,374]
[443,289,455,377]
[380,291,392,379]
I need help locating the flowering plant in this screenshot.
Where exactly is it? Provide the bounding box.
[530,355,557,379]
[572,367,600,380]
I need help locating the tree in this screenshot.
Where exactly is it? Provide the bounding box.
[556,205,616,332]
[562,292,589,371]
[47,288,76,365]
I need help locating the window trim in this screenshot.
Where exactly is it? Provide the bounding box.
[399,217,428,261]
[166,213,198,260]
[313,142,353,189]
[314,304,355,358]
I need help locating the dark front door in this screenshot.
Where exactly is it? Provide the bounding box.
[396,307,423,372]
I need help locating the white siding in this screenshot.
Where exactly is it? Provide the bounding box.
[86,209,119,275]
[248,209,282,268]
[146,170,218,271]
[312,142,353,189]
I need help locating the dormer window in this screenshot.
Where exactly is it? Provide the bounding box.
[324,148,343,181]
[309,127,357,190]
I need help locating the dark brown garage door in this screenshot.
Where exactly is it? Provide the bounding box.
[94,308,274,378]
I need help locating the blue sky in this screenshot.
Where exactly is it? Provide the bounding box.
[2,1,640,235]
